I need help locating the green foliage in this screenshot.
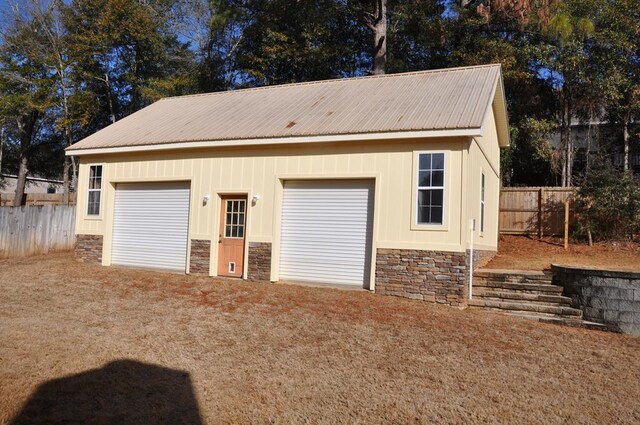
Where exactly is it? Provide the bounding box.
[384,0,449,72]
[0,0,638,193]
[237,0,368,85]
[590,0,640,133]
[62,0,195,120]
[574,166,640,241]
[507,118,555,186]
[0,2,62,179]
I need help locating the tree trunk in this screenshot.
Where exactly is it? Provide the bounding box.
[623,119,630,173]
[71,156,78,196]
[62,95,73,205]
[566,97,573,187]
[13,111,39,207]
[371,0,387,75]
[105,72,116,124]
[560,91,573,187]
[560,103,568,187]
[0,128,4,174]
[566,133,573,187]
[13,154,28,207]
[63,156,71,205]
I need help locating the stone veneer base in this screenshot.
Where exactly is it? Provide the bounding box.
[375,248,468,307]
[469,249,497,271]
[75,234,103,264]
[247,242,271,281]
[189,240,211,275]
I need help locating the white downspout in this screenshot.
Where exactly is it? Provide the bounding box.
[469,218,476,300]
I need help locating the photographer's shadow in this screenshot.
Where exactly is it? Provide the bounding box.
[10,359,203,425]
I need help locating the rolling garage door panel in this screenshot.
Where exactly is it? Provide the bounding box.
[112,182,190,272]
[280,180,374,286]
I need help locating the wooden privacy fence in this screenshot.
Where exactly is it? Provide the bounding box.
[0,193,76,207]
[499,187,575,236]
[0,205,76,258]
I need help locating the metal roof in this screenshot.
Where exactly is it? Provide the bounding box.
[68,64,508,153]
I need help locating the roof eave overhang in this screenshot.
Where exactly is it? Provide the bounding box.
[65,128,483,156]
[493,71,511,148]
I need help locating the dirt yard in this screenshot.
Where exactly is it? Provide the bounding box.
[486,235,640,272]
[1,254,640,424]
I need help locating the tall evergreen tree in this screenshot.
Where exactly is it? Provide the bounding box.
[0,2,59,206]
[237,0,368,85]
[62,0,195,122]
[592,0,640,173]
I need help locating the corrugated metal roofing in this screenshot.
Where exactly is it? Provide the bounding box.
[69,64,504,151]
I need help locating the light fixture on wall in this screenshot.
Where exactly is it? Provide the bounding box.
[203,194,210,205]
[251,194,261,205]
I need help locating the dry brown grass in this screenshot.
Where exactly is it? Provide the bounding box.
[1,253,640,424]
[486,235,640,272]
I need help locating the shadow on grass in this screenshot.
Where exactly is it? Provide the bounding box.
[10,359,203,425]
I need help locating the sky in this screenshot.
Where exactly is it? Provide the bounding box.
[0,0,70,15]
[0,0,11,14]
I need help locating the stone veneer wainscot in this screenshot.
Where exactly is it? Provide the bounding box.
[469,249,497,271]
[375,249,468,307]
[189,240,211,275]
[75,234,103,264]
[375,248,496,307]
[247,242,271,281]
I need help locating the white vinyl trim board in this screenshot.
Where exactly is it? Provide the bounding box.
[279,180,375,287]
[112,182,190,272]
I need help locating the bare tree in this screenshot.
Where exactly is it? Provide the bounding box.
[31,0,76,203]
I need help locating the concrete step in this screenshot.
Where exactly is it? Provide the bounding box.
[473,269,553,285]
[502,312,613,331]
[471,280,564,295]
[469,268,611,332]
[471,289,573,305]
[474,269,552,279]
[473,275,553,283]
[468,299,582,317]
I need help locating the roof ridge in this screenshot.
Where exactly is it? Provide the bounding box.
[158,64,502,102]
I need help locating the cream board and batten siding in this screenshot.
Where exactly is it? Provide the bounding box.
[464,105,501,251]
[74,138,476,281]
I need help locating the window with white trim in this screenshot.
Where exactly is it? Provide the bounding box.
[417,153,445,225]
[480,172,486,233]
[87,165,102,216]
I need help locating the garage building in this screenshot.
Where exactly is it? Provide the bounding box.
[67,64,509,307]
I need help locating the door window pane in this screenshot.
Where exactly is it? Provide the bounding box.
[224,199,246,238]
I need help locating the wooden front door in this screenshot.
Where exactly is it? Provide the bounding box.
[217,196,247,277]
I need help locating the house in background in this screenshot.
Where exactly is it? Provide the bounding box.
[0,174,70,206]
[550,117,640,174]
[0,174,64,195]
[66,64,509,307]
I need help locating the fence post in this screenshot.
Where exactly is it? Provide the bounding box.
[538,188,543,239]
[564,199,570,250]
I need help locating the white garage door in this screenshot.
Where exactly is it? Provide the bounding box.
[280,180,374,287]
[112,182,190,272]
